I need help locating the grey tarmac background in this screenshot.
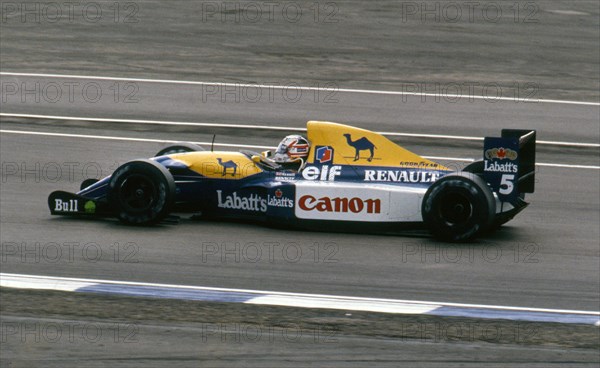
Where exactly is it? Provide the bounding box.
[1,0,599,101]
[1,0,599,367]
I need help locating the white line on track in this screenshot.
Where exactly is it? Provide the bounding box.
[1,113,598,148]
[2,273,598,317]
[0,129,273,150]
[2,71,599,107]
[2,129,598,170]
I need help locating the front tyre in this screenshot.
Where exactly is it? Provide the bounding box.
[108,159,176,225]
[422,172,495,242]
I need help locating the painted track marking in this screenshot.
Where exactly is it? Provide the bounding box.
[2,71,599,106]
[2,273,598,325]
[1,129,598,170]
[1,113,598,148]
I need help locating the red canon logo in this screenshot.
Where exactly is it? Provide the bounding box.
[298,195,381,214]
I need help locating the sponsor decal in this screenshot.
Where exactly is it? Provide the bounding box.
[54,199,78,212]
[343,133,377,162]
[298,195,381,214]
[216,158,238,176]
[217,190,267,212]
[485,147,518,161]
[84,200,96,214]
[315,146,334,163]
[483,137,520,201]
[399,161,441,169]
[275,172,296,182]
[268,189,294,208]
[364,170,440,183]
[484,161,518,173]
[301,165,342,181]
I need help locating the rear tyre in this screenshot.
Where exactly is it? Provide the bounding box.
[422,172,495,242]
[108,159,175,225]
[155,143,204,157]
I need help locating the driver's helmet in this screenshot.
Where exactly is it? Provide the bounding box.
[273,135,310,163]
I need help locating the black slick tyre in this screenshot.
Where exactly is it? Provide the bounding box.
[108,159,176,225]
[422,172,496,242]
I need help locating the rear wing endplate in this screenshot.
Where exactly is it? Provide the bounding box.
[483,129,536,201]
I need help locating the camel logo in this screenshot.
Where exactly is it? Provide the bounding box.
[343,134,377,162]
[315,146,334,163]
[216,158,237,176]
[485,147,518,161]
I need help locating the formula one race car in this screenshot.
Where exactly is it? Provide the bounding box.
[48,121,536,241]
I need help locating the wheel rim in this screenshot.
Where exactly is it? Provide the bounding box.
[438,191,473,226]
[118,174,157,212]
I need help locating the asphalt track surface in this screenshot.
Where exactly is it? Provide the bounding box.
[1,0,599,366]
[1,73,599,310]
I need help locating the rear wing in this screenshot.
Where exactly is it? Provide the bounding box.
[483,129,536,201]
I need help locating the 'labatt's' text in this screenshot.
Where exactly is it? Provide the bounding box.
[217,191,267,212]
[484,161,518,173]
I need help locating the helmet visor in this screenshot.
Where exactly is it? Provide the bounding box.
[276,138,294,155]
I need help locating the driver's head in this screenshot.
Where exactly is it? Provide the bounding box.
[273,135,310,163]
